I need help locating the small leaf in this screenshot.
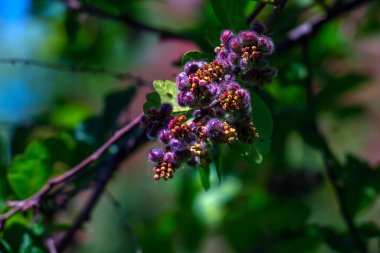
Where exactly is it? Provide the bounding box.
[143,92,161,113]
[199,164,211,191]
[144,80,191,114]
[8,157,50,199]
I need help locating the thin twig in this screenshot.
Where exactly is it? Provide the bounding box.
[267,0,288,31]
[246,3,266,25]
[0,114,143,230]
[0,58,147,86]
[277,0,372,53]
[59,0,183,40]
[302,42,367,253]
[56,129,147,252]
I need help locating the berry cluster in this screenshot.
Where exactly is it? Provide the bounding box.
[142,29,276,181]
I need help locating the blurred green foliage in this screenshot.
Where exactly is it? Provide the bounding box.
[0,0,380,252]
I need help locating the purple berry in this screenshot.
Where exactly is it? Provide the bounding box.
[257,36,274,55]
[238,58,252,72]
[204,118,224,140]
[184,61,205,75]
[239,31,258,46]
[158,128,171,144]
[169,138,187,151]
[160,103,173,115]
[148,148,165,163]
[221,30,234,44]
[252,21,266,34]
[229,37,242,53]
[204,83,220,98]
[164,151,177,163]
[236,88,251,111]
[216,48,229,60]
[178,92,196,107]
[176,72,190,91]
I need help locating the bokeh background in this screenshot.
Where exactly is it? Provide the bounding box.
[0,0,380,252]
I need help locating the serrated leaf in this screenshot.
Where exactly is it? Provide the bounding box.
[181,50,213,66]
[199,164,211,191]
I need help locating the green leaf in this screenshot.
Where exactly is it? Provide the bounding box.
[8,156,50,199]
[248,0,275,4]
[251,91,273,155]
[49,103,92,129]
[210,0,249,30]
[228,141,263,164]
[0,239,13,253]
[212,145,222,182]
[144,80,191,114]
[181,50,213,66]
[199,164,211,191]
[143,92,161,113]
[19,233,44,253]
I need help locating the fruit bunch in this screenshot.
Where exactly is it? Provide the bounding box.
[141,29,276,181]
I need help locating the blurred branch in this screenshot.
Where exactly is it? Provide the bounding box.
[267,0,289,31]
[0,58,147,86]
[302,42,367,253]
[277,0,373,53]
[246,3,266,25]
[0,114,143,231]
[60,0,185,40]
[56,130,146,252]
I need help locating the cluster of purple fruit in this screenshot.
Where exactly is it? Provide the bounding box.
[142,29,276,181]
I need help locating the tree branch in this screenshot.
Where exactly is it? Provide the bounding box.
[302,42,367,253]
[246,3,266,25]
[277,0,372,54]
[56,130,147,252]
[0,58,147,86]
[0,114,143,230]
[267,0,288,31]
[60,0,184,40]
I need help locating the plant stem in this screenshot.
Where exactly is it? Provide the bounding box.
[0,114,143,230]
